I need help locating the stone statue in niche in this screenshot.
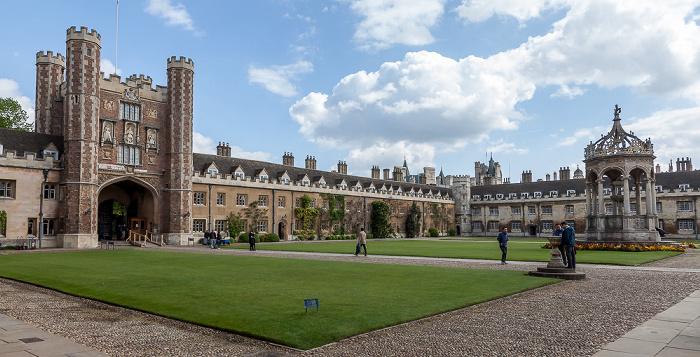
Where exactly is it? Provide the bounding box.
[102,121,113,144]
[146,129,157,149]
[124,123,136,144]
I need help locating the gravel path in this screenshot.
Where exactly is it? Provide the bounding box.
[1,246,698,356]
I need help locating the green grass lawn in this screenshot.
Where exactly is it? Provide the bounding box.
[0,250,557,350]
[232,240,681,265]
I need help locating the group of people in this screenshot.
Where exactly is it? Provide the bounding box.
[203,230,230,249]
[497,221,576,269]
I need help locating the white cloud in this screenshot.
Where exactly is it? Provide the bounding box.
[455,0,568,24]
[485,139,529,155]
[193,132,272,162]
[0,78,35,125]
[100,59,122,79]
[343,141,436,177]
[348,0,447,50]
[249,61,314,97]
[145,0,198,33]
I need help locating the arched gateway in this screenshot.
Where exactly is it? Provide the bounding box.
[584,105,660,242]
[97,178,158,241]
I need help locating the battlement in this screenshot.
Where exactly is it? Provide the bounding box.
[127,74,153,85]
[101,73,168,102]
[66,26,101,45]
[36,51,66,66]
[167,56,194,71]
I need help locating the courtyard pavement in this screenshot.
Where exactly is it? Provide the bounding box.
[0,244,698,356]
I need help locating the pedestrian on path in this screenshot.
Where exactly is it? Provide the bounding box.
[561,221,576,269]
[248,231,256,251]
[497,227,509,264]
[355,228,367,256]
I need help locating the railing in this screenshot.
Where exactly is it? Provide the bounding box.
[146,231,165,246]
[127,230,165,247]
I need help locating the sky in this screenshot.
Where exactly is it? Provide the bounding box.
[2,0,700,182]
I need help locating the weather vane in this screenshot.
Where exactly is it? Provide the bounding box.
[614,105,621,118]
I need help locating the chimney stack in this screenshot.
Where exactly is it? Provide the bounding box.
[283,152,294,166]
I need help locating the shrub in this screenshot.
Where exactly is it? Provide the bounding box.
[308,234,316,240]
[448,229,456,237]
[239,232,260,243]
[428,227,439,237]
[262,233,280,242]
[366,233,374,239]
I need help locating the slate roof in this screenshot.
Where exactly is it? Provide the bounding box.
[0,128,64,158]
[192,153,452,198]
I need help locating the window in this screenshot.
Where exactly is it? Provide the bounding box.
[549,191,558,197]
[509,193,517,199]
[216,193,225,206]
[630,203,637,213]
[208,168,218,176]
[282,177,290,184]
[656,202,662,213]
[42,219,55,235]
[259,174,268,182]
[542,206,552,215]
[542,221,553,231]
[473,221,483,231]
[258,195,268,207]
[484,194,492,199]
[675,219,692,230]
[236,194,246,206]
[43,184,56,199]
[472,195,480,200]
[496,193,504,199]
[400,207,405,214]
[43,150,59,160]
[119,102,140,121]
[603,188,612,195]
[511,221,521,231]
[295,220,300,230]
[489,207,498,215]
[27,218,36,236]
[534,192,542,198]
[488,221,500,231]
[215,220,227,232]
[565,220,575,230]
[472,207,481,215]
[193,192,205,205]
[655,185,663,192]
[302,179,310,186]
[566,190,576,197]
[296,198,301,208]
[235,172,245,180]
[278,197,285,208]
[322,200,328,209]
[511,206,521,215]
[193,219,205,232]
[521,193,529,199]
[310,199,316,208]
[677,201,693,212]
[605,204,613,214]
[565,205,575,214]
[118,145,141,165]
[528,206,536,215]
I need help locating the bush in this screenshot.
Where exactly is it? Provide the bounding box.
[308,234,316,240]
[428,227,439,237]
[366,233,374,239]
[262,233,280,242]
[448,229,456,237]
[239,232,260,243]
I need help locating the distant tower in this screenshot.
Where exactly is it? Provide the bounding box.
[35,51,65,135]
[61,26,102,247]
[337,161,347,175]
[163,56,195,244]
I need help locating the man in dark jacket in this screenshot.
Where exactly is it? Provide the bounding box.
[560,222,576,269]
[248,231,256,251]
[497,227,509,265]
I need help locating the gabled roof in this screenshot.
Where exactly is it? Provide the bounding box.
[0,128,64,158]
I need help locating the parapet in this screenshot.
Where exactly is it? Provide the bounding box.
[167,56,194,71]
[126,74,153,88]
[66,26,101,45]
[36,51,66,66]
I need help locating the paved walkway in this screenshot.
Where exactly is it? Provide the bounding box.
[0,314,106,357]
[592,289,700,357]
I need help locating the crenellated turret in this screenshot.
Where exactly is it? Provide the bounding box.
[35,51,66,135]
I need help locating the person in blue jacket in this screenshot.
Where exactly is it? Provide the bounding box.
[560,221,576,269]
[497,227,509,265]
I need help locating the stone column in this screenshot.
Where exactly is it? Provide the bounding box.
[635,180,642,216]
[623,175,631,215]
[597,179,605,215]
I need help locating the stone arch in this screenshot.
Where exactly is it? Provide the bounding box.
[97,177,159,239]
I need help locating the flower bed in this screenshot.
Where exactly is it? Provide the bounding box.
[541,242,686,252]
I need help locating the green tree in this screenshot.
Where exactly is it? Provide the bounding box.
[243,201,268,233]
[0,97,32,131]
[294,195,319,239]
[370,200,391,238]
[226,211,245,239]
[320,193,345,235]
[405,202,422,238]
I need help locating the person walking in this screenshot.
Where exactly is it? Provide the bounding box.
[553,223,566,266]
[355,228,367,256]
[560,221,576,269]
[497,227,509,264]
[248,230,256,251]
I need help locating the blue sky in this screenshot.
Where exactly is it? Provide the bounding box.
[2,0,700,182]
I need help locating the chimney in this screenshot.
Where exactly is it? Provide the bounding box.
[337,161,347,175]
[559,167,570,181]
[305,155,317,170]
[393,166,403,181]
[546,173,551,181]
[371,165,380,179]
[521,170,532,183]
[283,152,294,166]
[383,168,390,180]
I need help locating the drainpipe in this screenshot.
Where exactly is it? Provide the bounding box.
[272,189,276,234]
[208,184,212,233]
[38,169,49,248]
[694,196,698,240]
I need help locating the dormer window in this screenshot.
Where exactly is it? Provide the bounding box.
[603,188,611,195]
[534,192,542,198]
[566,190,576,197]
[509,193,517,199]
[355,185,362,191]
[496,194,504,199]
[340,184,347,190]
[679,184,690,192]
[302,179,310,186]
[484,194,492,199]
[43,150,59,160]
[235,172,245,180]
[521,192,529,198]
[473,195,480,200]
[655,185,663,192]
[259,174,268,182]
[320,182,326,188]
[208,168,218,176]
[549,191,558,197]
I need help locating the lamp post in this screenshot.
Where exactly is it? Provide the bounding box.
[208,184,212,233]
[694,196,698,240]
[38,169,49,248]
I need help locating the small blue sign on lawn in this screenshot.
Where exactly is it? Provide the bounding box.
[304,298,319,313]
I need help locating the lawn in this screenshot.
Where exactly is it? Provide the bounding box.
[232,240,681,265]
[0,250,558,349]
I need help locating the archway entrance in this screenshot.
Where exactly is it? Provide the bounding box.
[278,221,287,240]
[98,179,157,240]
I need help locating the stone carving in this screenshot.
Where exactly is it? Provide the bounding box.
[123,87,139,101]
[124,122,136,144]
[614,104,621,118]
[102,147,112,160]
[148,154,156,164]
[146,129,157,149]
[147,109,157,119]
[102,121,113,144]
[102,100,115,111]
